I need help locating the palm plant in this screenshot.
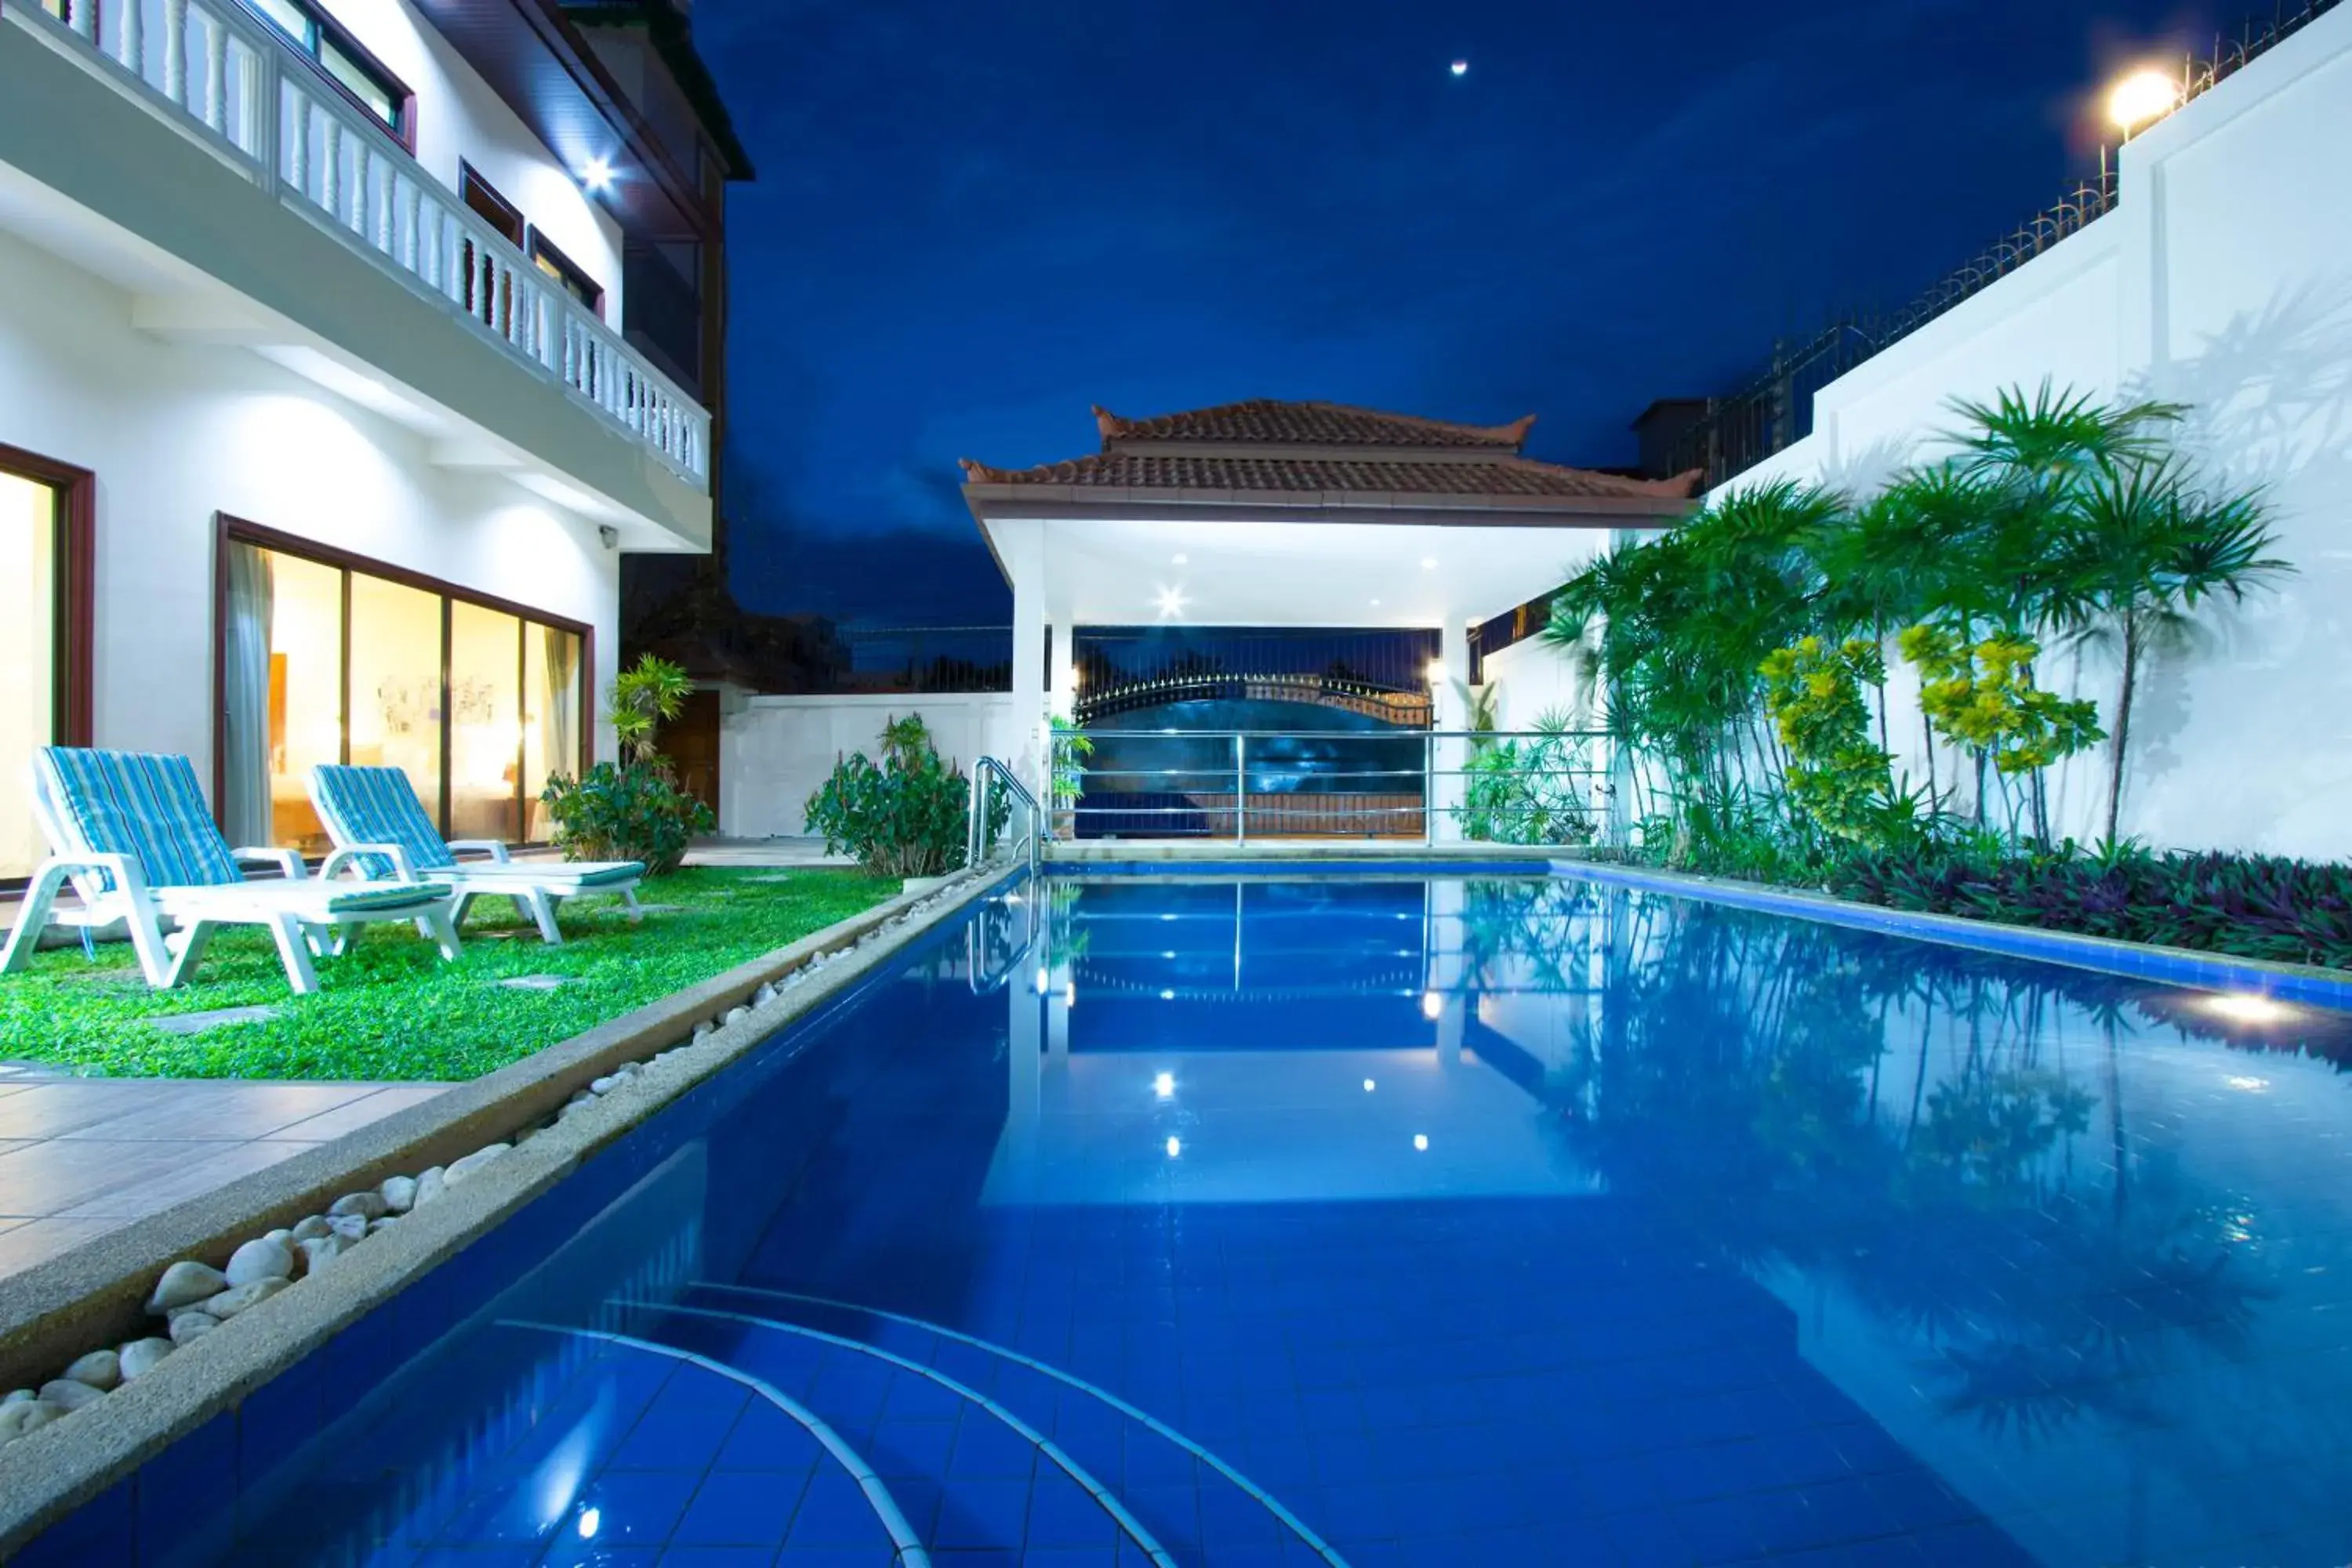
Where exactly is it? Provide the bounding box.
[2049,456,2288,841]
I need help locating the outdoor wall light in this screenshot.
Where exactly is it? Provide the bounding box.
[1425,658,1446,687]
[2106,67,2180,132]
[2201,992,2297,1025]
[579,155,615,192]
[1156,586,1187,619]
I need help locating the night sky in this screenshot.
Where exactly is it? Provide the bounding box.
[693,0,2209,629]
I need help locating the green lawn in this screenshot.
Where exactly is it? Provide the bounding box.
[0,867,898,1082]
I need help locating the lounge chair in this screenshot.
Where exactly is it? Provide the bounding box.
[0,747,460,995]
[307,764,644,945]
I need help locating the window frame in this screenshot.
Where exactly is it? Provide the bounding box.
[0,444,95,892]
[211,515,594,844]
[527,229,607,320]
[236,0,417,152]
[459,162,526,248]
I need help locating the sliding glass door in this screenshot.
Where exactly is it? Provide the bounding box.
[220,526,588,853]
[1,470,61,880]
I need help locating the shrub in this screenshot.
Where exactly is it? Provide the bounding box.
[804,715,974,878]
[539,761,714,876]
[536,652,713,877]
[1454,717,1595,846]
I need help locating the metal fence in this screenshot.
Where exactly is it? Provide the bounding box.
[1060,728,1613,847]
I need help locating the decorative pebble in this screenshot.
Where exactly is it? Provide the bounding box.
[2,1388,31,1406]
[118,1339,172,1380]
[366,1216,398,1235]
[0,1400,63,1442]
[224,1236,294,1287]
[61,1348,120,1392]
[38,1378,104,1412]
[168,1312,220,1346]
[415,1167,447,1207]
[328,1190,389,1221]
[753,982,777,1006]
[290,1215,332,1243]
[379,1174,418,1214]
[201,1278,289,1319]
[146,1260,230,1316]
[589,1074,619,1095]
[692,1021,714,1041]
[558,1098,593,1123]
[724,1006,750,1026]
[444,1144,510,1186]
[325,1214,369,1244]
[297,1236,347,1276]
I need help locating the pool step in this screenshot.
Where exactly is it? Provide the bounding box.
[652,1282,1347,1566]
[638,1299,1178,1565]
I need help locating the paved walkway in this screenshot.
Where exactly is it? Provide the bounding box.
[0,1069,445,1279]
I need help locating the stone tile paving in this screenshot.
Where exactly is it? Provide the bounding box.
[0,1070,446,1280]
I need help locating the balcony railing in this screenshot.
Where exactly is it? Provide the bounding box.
[16,0,711,489]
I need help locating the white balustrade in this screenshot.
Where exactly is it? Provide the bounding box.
[17,0,712,488]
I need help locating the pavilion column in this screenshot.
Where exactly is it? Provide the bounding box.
[1008,522,1048,800]
[1429,615,1472,841]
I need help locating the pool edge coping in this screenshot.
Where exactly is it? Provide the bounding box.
[0,862,1019,1555]
[1548,857,2352,1007]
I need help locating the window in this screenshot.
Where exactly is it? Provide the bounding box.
[459,165,524,247]
[218,522,590,853]
[245,0,412,143]
[0,447,91,884]
[528,232,605,318]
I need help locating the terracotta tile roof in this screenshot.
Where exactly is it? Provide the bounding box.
[1090,398,1536,450]
[960,397,1702,502]
[958,452,1694,499]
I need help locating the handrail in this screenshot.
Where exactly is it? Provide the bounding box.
[13,0,711,488]
[967,757,1043,878]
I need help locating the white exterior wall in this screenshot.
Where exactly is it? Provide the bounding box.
[0,225,620,790]
[314,0,626,326]
[1479,637,1592,733]
[720,694,1014,840]
[1722,5,2352,858]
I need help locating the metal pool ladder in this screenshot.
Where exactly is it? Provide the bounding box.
[967,757,1043,879]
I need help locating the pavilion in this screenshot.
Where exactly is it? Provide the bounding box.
[960,398,1698,821]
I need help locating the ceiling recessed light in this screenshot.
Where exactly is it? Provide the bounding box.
[1166,1136,1182,1158]
[1171,553,1187,565]
[1363,1078,1377,1092]
[1369,597,1382,608]
[1449,60,1468,78]
[1421,557,1437,569]
[1413,1134,1430,1150]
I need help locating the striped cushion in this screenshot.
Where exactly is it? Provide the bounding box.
[38,748,243,891]
[311,764,458,878]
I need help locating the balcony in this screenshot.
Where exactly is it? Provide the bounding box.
[7,0,710,498]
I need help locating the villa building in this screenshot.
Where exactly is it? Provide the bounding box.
[0,0,746,881]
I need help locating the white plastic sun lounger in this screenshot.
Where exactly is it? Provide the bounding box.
[0,747,460,995]
[307,764,644,946]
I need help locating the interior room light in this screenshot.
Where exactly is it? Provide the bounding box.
[1156,586,1187,619]
[1153,1071,1175,1098]
[2106,67,2180,132]
[1421,991,1444,1020]
[1413,1134,1430,1151]
[579,155,615,192]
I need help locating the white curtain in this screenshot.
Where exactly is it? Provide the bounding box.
[223,543,274,847]
[542,625,579,778]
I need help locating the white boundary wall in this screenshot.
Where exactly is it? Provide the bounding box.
[720,694,1014,840]
[1697,5,2352,858]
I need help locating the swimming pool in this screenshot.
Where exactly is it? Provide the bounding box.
[35,871,2352,1566]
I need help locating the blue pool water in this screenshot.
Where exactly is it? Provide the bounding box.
[38,873,2352,1566]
